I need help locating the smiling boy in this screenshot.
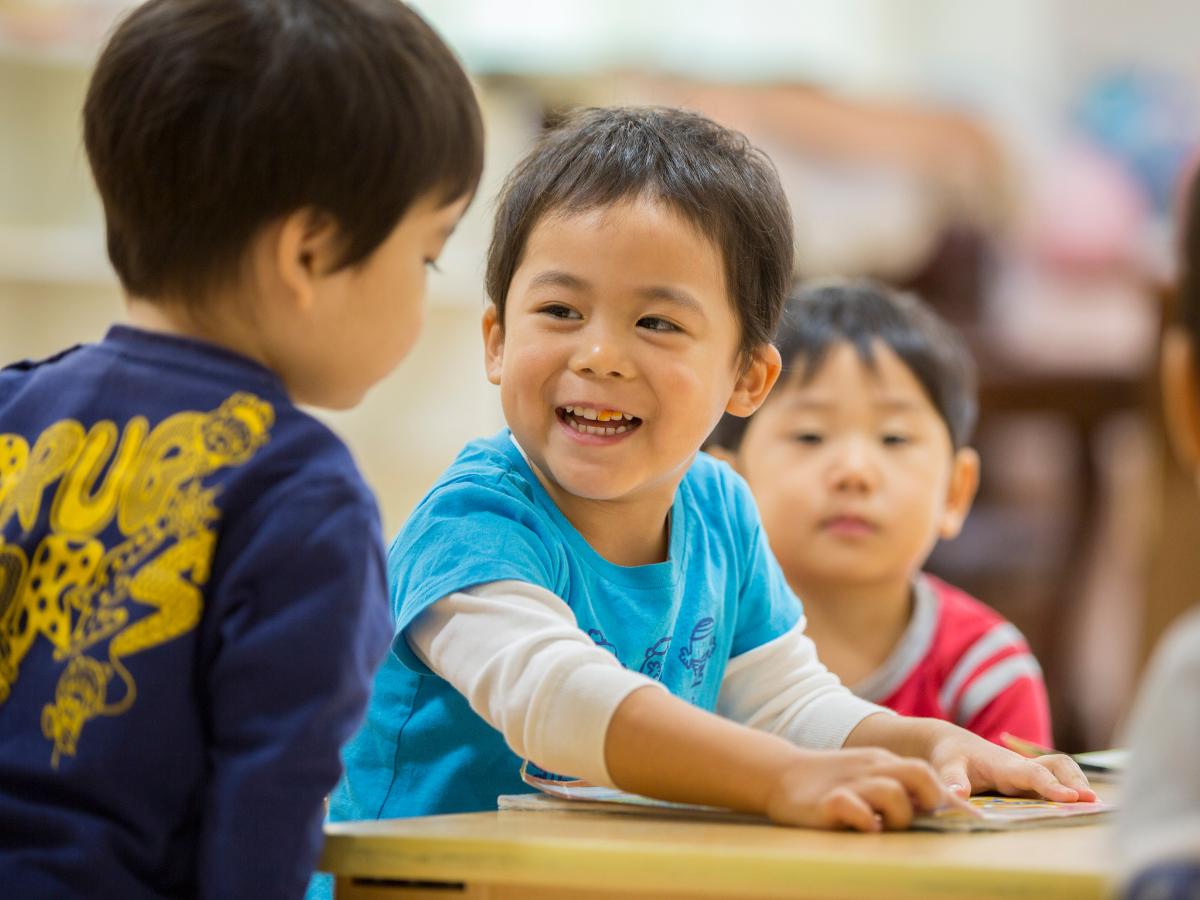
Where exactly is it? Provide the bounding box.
[327,108,1091,847]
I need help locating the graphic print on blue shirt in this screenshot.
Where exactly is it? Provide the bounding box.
[679,617,717,687]
[639,636,672,680]
[587,628,618,656]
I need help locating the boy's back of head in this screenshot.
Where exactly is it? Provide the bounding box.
[708,278,978,452]
[85,0,483,305]
[485,105,795,361]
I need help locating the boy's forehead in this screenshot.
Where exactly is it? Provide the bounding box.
[518,200,729,300]
[531,198,718,255]
[780,342,933,410]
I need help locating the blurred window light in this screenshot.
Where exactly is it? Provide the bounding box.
[410,0,906,85]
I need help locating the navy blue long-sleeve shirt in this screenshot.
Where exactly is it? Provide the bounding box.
[0,326,391,899]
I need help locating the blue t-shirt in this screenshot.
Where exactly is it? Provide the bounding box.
[330,430,801,824]
[0,327,391,900]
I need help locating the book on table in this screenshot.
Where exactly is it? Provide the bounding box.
[505,762,1114,832]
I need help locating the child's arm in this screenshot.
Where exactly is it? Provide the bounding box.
[605,684,949,830]
[411,581,952,830]
[197,480,391,899]
[414,581,1090,828]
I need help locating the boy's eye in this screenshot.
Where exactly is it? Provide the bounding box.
[637,316,681,333]
[882,434,910,446]
[540,304,581,320]
[792,432,824,445]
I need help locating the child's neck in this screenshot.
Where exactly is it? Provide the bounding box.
[795,576,915,687]
[126,296,271,370]
[524,463,673,568]
[565,494,671,567]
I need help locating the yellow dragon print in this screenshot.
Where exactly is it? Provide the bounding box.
[0,393,274,766]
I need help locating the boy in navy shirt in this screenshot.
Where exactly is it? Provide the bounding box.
[0,1,482,897]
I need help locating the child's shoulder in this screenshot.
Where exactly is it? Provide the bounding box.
[921,574,1034,668]
[683,450,759,518]
[400,431,553,538]
[924,575,1009,630]
[1,328,372,513]
[425,431,540,502]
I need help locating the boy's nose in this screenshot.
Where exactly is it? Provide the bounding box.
[829,442,878,492]
[571,334,631,379]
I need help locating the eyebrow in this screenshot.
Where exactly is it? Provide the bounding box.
[634,285,705,317]
[783,396,923,412]
[527,270,590,293]
[525,272,707,317]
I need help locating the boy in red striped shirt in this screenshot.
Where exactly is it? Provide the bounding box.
[707,279,1051,747]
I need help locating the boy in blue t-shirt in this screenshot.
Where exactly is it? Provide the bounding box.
[332,107,1093,839]
[0,1,482,898]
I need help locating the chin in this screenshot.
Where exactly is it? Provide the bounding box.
[301,384,367,411]
[542,462,633,502]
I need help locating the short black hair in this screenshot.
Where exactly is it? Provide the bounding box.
[708,278,978,451]
[485,106,795,362]
[84,0,484,302]
[1181,172,1200,347]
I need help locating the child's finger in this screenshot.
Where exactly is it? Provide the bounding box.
[878,759,956,811]
[1035,754,1097,801]
[1016,760,1080,802]
[934,758,972,799]
[820,787,882,833]
[854,777,917,830]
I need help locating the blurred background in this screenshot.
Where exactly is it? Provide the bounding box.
[2,0,1199,751]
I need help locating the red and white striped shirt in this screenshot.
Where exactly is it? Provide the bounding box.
[850,574,1052,747]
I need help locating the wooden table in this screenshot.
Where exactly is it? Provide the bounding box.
[320,798,1116,900]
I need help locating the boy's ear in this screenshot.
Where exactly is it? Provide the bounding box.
[939,446,980,540]
[482,303,504,385]
[725,343,782,417]
[1161,326,1200,480]
[273,208,342,310]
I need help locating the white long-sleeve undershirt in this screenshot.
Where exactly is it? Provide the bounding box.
[406,580,889,788]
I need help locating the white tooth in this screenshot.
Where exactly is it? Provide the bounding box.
[582,408,599,420]
[587,425,601,435]
[564,406,574,414]
[615,426,628,433]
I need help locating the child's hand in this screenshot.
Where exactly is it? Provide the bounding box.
[764,747,959,832]
[927,730,1097,802]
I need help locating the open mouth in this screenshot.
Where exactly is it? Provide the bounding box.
[556,405,643,437]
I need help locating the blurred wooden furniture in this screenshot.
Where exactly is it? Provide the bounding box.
[968,340,1148,751]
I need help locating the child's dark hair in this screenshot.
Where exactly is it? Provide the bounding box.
[708,279,979,450]
[84,0,484,302]
[485,106,794,362]
[1181,172,1200,348]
